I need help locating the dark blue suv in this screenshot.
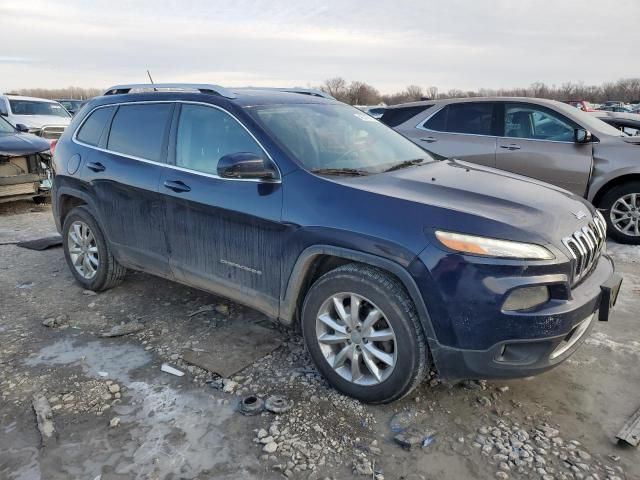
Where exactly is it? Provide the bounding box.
[51,84,621,403]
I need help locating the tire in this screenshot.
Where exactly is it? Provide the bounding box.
[62,206,127,291]
[599,182,640,244]
[301,263,428,404]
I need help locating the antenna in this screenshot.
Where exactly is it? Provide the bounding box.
[147,70,155,84]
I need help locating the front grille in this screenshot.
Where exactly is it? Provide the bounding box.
[39,125,66,140]
[561,211,607,284]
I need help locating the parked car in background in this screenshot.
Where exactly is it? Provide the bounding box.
[382,97,640,243]
[599,105,632,113]
[0,95,71,140]
[594,111,640,136]
[51,83,621,403]
[355,105,387,119]
[0,115,52,203]
[564,100,596,112]
[55,99,85,116]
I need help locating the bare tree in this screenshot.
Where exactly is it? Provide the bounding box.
[321,77,349,102]
[346,81,381,105]
[10,87,102,100]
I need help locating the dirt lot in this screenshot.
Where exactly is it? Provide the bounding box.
[1,201,638,480]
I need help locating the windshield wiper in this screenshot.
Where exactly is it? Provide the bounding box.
[311,168,370,176]
[383,158,426,172]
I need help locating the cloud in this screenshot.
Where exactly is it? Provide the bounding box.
[1,0,638,93]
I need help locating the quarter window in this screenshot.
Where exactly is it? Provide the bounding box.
[505,104,577,142]
[176,104,263,175]
[107,103,172,161]
[76,106,114,146]
[424,103,494,135]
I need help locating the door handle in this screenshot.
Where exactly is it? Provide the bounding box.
[86,162,105,172]
[420,137,438,143]
[500,144,521,151]
[163,180,191,193]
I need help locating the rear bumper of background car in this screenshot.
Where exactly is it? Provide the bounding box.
[414,248,620,381]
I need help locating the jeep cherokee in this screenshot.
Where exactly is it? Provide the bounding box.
[51,84,621,403]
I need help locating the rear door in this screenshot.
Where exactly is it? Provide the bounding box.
[79,102,174,277]
[161,102,284,318]
[410,102,498,167]
[495,102,592,195]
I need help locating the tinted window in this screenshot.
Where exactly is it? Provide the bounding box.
[505,104,577,141]
[107,103,172,161]
[380,105,431,127]
[76,106,114,146]
[425,103,494,135]
[176,104,263,175]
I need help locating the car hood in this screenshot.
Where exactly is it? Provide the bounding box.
[10,114,71,129]
[0,132,51,157]
[334,160,594,245]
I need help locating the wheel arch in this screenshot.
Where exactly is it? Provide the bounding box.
[54,186,100,232]
[590,172,640,207]
[279,245,438,347]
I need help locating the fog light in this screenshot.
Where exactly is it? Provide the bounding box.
[502,286,550,311]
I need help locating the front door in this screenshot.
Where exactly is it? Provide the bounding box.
[161,103,284,318]
[79,102,174,277]
[495,102,593,196]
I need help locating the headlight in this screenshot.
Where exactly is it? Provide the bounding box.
[435,230,555,260]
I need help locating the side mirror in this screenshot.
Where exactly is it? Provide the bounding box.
[217,152,277,180]
[574,128,592,143]
[15,124,29,133]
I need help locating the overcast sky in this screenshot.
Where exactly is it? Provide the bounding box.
[2,0,639,93]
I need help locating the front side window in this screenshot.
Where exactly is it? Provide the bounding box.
[424,103,494,135]
[505,104,577,141]
[76,106,114,146]
[9,100,71,118]
[250,103,431,174]
[107,103,172,161]
[176,104,263,175]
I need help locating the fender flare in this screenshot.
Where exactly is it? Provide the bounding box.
[54,185,103,232]
[279,245,439,349]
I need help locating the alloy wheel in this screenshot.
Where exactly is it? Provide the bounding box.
[67,220,100,279]
[610,193,640,237]
[315,292,397,385]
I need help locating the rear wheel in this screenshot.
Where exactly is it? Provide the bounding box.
[62,206,127,291]
[301,263,428,403]
[599,182,640,244]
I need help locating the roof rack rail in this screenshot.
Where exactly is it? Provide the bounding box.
[102,83,237,99]
[264,88,335,100]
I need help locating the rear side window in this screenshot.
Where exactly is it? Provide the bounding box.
[107,103,172,161]
[176,104,263,175]
[76,107,114,146]
[380,105,431,127]
[424,103,494,135]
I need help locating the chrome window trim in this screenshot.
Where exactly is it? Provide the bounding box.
[416,101,597,145]
[415,103,499,139]
[72,100,282,183]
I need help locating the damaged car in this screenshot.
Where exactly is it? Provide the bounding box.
[0,115,52,203]
[52,84,621,403]
[0,94,71,140]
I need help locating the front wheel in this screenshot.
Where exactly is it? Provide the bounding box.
[301,263,428,404]
[599,182,640,244]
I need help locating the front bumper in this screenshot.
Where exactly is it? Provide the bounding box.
[413,246,619,381]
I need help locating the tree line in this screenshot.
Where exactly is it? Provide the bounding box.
[319,77,640,105]
[8,77,640,105]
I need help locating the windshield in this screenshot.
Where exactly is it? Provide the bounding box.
[9,100,71,118]
[554,102,628,137]
[249,103,432,174]
[0,116,15,134]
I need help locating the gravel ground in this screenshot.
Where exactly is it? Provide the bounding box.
[1,200,639,480]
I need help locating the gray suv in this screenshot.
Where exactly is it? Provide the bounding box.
[381,97,640,244]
